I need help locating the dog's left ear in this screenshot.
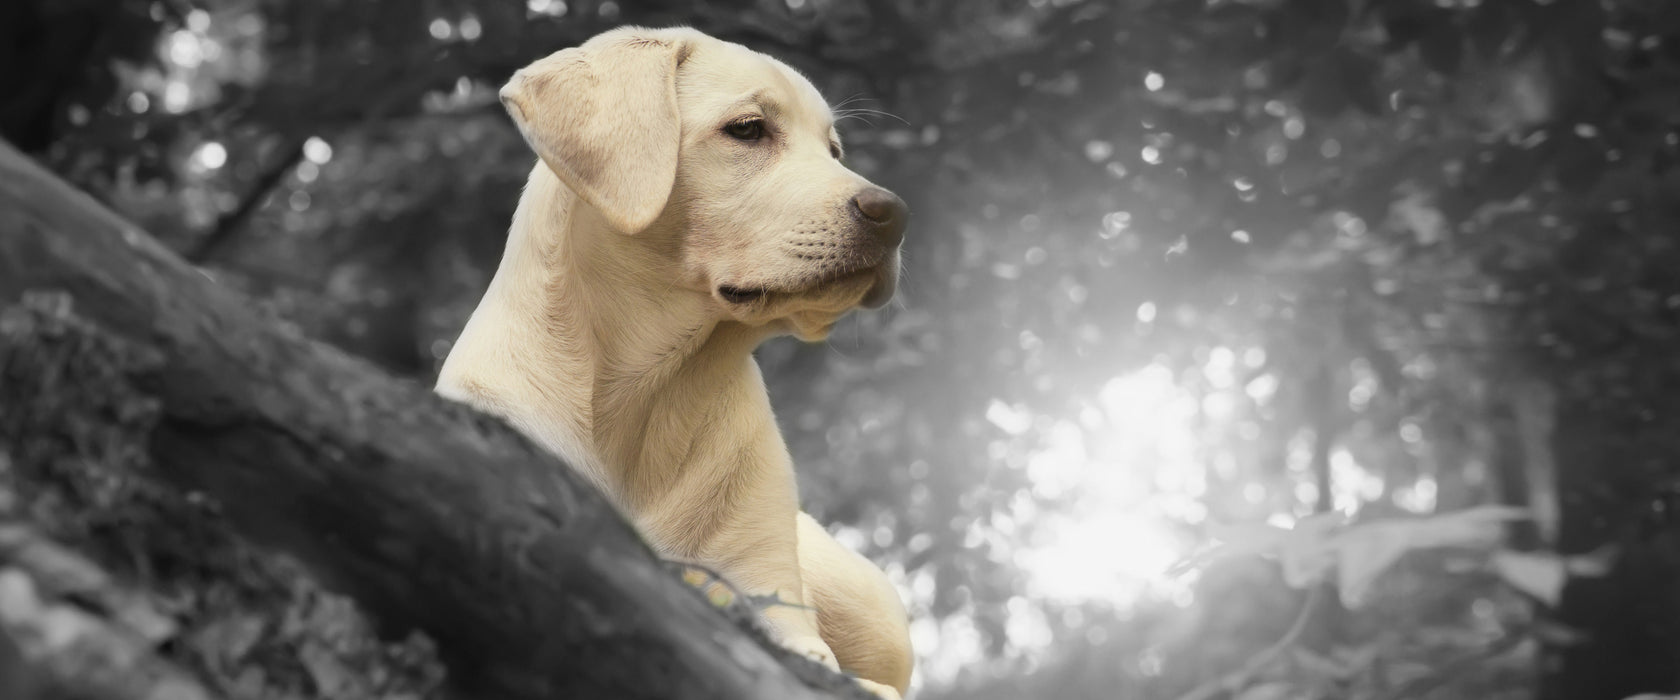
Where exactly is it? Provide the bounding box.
[500,29,690,235]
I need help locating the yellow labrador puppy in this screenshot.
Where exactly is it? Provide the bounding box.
[435,26,913,698]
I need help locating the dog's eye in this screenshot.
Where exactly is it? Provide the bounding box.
[724,119,765,141]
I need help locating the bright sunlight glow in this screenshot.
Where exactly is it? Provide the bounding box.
[1016,361,1206,604]
[915,360,1217,688]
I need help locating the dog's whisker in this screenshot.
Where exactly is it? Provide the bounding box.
[835,107,909,126]
[832,93,871,110]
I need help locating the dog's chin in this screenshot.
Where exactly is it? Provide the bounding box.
[786,312,841,342]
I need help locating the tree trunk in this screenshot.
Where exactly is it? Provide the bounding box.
[1541,397,1680,700]
[0,139,867,700]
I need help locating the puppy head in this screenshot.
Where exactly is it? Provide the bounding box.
[500,27,906,341]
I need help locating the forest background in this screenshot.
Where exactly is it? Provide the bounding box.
[5,0,1680,698]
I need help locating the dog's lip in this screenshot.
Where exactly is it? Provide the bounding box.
[716,265,879,306]
[859,273,895,309]
[717,285,766,304]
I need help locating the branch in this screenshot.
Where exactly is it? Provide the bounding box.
[1376,628,1530,700]
[187,135,307,264]
[1174,586,1324,700]
[1308,366,1337,514]
[0,138,868,699]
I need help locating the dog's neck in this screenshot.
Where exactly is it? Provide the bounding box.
[443,166,783,513]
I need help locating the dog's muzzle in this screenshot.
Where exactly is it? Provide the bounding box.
[714,188,907,310]
[851,188,906,309]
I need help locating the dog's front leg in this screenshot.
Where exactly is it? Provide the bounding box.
[640,447,837,667]
[761,601,837,669]
[728,540,905,700]
[704,496,836,669]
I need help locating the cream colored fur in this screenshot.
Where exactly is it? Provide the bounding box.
[435,26,913,698]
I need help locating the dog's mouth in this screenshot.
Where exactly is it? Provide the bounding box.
[715,265,885,309]
[717,286,767,305]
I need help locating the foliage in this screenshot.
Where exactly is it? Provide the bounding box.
[7,0,1680,698]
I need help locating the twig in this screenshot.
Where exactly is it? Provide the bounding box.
[187,135,308,264]
[1376,629,1529,700]
[1308,366,1337,514]
[663,558,817,613]
[1175,586,1324,700]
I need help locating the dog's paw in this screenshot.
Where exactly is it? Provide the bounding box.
[777,633,841,671]
[851,678,903,700]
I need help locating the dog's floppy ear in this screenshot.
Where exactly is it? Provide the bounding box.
[500,29,690,235]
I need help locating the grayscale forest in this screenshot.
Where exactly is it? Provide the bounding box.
[3,1,1679,699]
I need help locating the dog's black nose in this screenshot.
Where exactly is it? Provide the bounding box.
[851,188,908,248]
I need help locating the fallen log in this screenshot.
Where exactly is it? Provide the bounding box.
[0,139,866,700]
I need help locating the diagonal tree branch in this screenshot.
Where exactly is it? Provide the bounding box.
[188,135,307,264]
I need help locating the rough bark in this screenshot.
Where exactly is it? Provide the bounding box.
[2,297,446,700]
[0,522,226,700]
[0,139,867,699]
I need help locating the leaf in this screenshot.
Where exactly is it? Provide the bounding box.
[189,614,268,667]
[299,640,357,696]
[1332,506,1528,608]
[1491,550,1567,606]
[1195,513,1345,588]
[676,565,740,608]
[680,567,712,588]
[1390,189,1448,246]
[1278,512,1347,589]
[1492,545,1619,606]
[708,586,737,608]
[1333,522,1413,607]
[1564,544,1618,577]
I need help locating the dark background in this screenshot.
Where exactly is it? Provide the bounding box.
[5,0,1680,698]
